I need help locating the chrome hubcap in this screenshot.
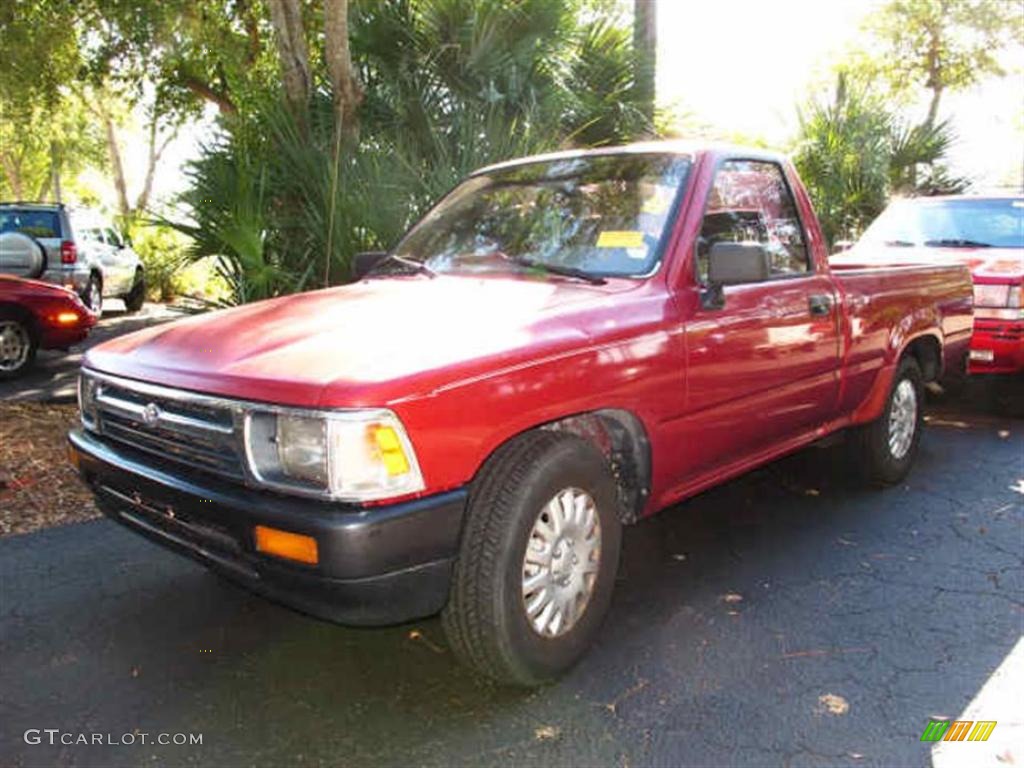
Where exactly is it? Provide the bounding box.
[0,320,30,372]
[521,487,601,638]
[888,379,917,460]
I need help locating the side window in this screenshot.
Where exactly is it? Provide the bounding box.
[696,160,809,283]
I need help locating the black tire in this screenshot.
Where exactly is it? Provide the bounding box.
[851,357,924,486]
[442,431,623,686]
[123,269,145,313]
[82,274,103,317]
[0,312,38,380]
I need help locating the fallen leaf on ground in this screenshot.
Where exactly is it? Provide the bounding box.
[817,693,849,716]
[534,725,560,741]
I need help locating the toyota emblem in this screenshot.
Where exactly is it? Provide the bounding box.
[142,402,161,427]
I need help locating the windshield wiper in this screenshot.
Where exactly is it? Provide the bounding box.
[373,253,437,278]
[923,239,992,248]
[884,239,916,247]
[509,256,607,286]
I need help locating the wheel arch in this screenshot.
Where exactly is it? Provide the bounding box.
[851,331,941,424]
[0,301,38,339]
[471,408,652,525]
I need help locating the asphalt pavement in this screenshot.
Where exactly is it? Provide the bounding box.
[0,302,183,403]
[1,390,1022,768]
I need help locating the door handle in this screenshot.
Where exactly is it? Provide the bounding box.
[808,294,833,316]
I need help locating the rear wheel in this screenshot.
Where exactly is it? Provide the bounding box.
[442,431,622,686]
[123,269,145,313]
[0,313,37,379]
[82,275,102,317]
[852,357,924,486]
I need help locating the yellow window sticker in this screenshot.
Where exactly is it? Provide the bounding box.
[596,230,645,249]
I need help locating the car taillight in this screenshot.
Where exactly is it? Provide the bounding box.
[60,240,77,264]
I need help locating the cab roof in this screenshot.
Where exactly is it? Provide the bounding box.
[473,140,789,176]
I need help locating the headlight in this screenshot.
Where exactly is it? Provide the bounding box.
[244,409,424,501]
[78,373,98,429]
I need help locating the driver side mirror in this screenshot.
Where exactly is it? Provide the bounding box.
[352,251,387,280]
[701,241,770,309]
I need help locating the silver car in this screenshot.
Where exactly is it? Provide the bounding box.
[0,202,145,315]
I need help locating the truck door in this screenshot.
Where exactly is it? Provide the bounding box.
[682,158,841,477]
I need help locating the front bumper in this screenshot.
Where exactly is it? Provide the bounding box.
[69,429,467,626]
[970,318,1024,374]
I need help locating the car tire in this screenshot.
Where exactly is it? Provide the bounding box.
[0,312,38,380]
[851,356,924,486]
[123,269,145,313]
[442,430,622,686]
[82,275,103,317]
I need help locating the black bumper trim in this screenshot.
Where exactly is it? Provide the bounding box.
[69,428,467,626]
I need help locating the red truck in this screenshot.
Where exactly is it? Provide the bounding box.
[0,275,96,379]
[835,195,1023,374]
[68,143,972,685]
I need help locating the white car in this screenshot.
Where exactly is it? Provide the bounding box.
[0,202,145,315]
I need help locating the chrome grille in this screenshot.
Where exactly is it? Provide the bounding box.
[90,373,246,481]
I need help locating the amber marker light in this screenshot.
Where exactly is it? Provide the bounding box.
[55,311,81,325]
[371,424,411,476]
[254,525,319,565]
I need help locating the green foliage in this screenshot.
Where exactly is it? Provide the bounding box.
[793,75,968,246]
[173,0,655,304]
[128,224,189,302]
[0,97,107,200]
[855,0,1024,121]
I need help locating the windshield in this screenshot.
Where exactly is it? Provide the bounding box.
[860,198,1024,249]
[391,153,692,278]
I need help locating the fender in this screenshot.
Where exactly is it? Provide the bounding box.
[850,329,941,424]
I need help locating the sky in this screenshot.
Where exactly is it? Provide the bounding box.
[655,0,1024,190]
[105,0,1024,212]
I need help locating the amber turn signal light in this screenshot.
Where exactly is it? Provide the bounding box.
[254,525,319,565]
[56,311,80,325]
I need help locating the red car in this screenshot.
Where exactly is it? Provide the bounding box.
[837,196,1024,375]
[0,275,96,379]
[68,143,972,684]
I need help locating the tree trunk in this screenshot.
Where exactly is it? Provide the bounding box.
[103,110,131,218]
[35,174,51,202]
[324,0,364,143]
[267,0,312,119]
[180,75,238,115]
[925,86,943,126]
[50,141,62,204]
[135,112,177,214]
[0,152,23,199]
[633,0,657,124]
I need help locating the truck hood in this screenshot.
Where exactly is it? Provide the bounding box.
[834,245,1023,283]
[85,274,642,407]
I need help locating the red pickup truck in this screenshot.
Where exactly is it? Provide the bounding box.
[68,143,972,685]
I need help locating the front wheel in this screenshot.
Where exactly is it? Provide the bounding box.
[851,357,924,486]
[0,314,37,379]
[442,431,622,686]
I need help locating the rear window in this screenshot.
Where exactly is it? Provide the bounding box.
[0,209,62,239]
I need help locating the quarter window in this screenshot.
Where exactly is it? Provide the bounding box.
[697,160,810,282]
